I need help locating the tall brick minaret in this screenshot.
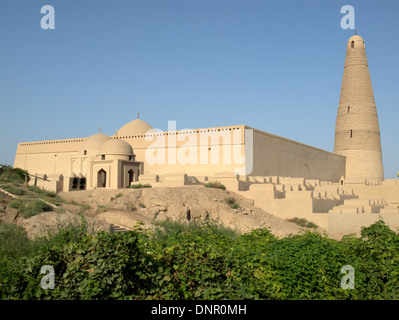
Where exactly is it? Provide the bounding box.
[334,34,384,182]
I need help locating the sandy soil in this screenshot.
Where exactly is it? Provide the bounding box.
[56,186,312,238]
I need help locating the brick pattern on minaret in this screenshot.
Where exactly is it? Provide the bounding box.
[334,35,384,181]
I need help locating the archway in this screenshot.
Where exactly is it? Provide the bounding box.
[97,169,106,188]
[128,169,134,187]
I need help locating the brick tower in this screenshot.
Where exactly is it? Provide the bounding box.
[334,34,384,182]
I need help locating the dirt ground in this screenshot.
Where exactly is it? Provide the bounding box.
[1,185,324,239]
[56,186,317,238]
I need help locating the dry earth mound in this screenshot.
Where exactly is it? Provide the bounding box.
[59,186,311,238]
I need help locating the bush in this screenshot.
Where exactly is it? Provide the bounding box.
[9,199,24,210]
[288,217,318,229]
[0,231,152,299]
[128,184,152,189]
[1,219,399,300]
[28,186,64,205]
[0,184,25,196]
[225,197,239,209]
[0,165,30,183]
[21,200,53,218]
[341,219,399,299]
[9,199,53,218]
[0,222,31,260]
[204,182,226,190]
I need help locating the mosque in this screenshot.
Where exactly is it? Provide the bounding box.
[13,34,399,236]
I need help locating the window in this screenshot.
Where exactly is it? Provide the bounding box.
[351,41,354,48]
[83,150,87,155]
[101,155,105,160]
[350,130,353,138]
[347,106,350,113]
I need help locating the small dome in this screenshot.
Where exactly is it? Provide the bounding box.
[81,133,112,155]
[117,119,153,137]
[99,139,133,156]
[347,34,365,49]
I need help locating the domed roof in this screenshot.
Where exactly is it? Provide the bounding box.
[347,34,365,49]
[117,118,153,137]
[99,139,133,156]
[81,133,112,155]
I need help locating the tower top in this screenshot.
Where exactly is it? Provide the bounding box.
[346,34,365,50]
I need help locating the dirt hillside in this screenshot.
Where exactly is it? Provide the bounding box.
[57,186,312,238]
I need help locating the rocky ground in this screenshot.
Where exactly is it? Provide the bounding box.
[1,185,321,239]
[57,186,313,237]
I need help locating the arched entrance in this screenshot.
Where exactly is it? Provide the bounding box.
[97,169,106,188]
[128,169,134,187]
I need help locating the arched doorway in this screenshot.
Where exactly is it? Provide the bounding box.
[97,169,106,188]
[128,169,134,187]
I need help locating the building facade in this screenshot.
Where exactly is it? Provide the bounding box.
[13,34,384,193]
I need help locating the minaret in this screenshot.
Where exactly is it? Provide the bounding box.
[334,34,384,182]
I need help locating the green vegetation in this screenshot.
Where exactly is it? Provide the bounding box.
[1,218,399,299]
[115,193,123,198]
[27,186,65,206]
[204,181,226,190]
[225,197,239,209]
[128,184,152,189]
[0,165,30,184]
[97,204,108,213]
[139,203,146,208]
[9,198,53,218]
[0,184,25,196]
[288,217,318,229]
[72,201,91,211]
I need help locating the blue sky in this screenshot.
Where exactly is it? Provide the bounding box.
[0,0,398,178]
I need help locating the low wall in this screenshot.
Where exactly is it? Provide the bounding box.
[250,128,346,182]
[327,214,399,238]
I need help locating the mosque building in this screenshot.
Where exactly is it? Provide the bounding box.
[12,34,399,236]
[13,34,383,193]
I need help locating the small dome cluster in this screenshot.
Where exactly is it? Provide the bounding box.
[79,116,153,158]
[80,133,111,155]
[80,133,133,157]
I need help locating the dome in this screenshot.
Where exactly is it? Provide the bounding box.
[99,139,133,156]
[347,34,365,49]
[117,119,153,137]
[81,133,112,155]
